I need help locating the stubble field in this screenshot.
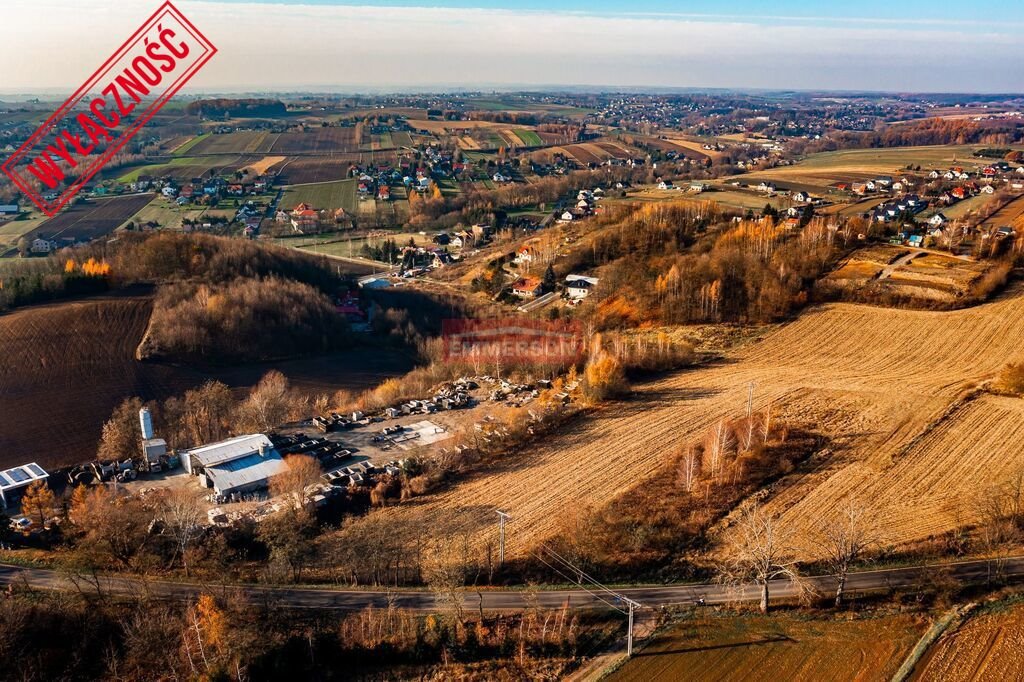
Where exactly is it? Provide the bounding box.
[371,284,1024,560]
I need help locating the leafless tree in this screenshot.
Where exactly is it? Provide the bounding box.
[270,454,322,510]
[720,505,804,613]
[761,402,774,444]
[812,498,882,607]
[705,419,734,479]
[973,484,1020,584]
[678,445,701,493]
[236,371,290,433]
[423,536,467,623]
[158,487,206,577]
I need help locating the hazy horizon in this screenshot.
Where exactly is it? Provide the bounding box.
[3,0,1024,94]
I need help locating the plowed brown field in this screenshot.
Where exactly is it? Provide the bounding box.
[0,296,413,470]
[377,285,1024,558]
[609,612,924,682]
[912,603,1024,680]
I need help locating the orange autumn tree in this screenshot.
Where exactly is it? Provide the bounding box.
[64,257,112,277]
[82,257,112,276]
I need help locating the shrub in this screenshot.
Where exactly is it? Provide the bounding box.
[996,363,1024,396]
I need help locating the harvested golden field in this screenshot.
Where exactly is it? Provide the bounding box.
[608,612,924,682]
[373,284,1024,559]
[239,155,286,175]
[663,136,724,160]
[912,603,1024,681]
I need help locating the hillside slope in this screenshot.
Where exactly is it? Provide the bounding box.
[378,285,1024,558]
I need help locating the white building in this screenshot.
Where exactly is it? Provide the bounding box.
[565,274,599,300]
[30,238,54,254]
[0,463,49,510]
[183,434,289,497]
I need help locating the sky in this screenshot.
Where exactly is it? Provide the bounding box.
[2,0,1023,94]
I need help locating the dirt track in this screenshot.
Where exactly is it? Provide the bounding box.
[382,284,1024,558]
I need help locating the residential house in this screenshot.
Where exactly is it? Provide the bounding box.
[511,276,543,298]
[513,247,533,266]
[290,203,319,232]
[981,184,995,194]
[565,274,599,301]
[0,203,19,215]
[30,237,55,253]
[928,213,949,227]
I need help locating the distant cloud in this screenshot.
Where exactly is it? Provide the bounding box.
[1,0,1021,92]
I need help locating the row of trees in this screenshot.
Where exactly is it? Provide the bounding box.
[98,371,298,459]
[0,587,611,681]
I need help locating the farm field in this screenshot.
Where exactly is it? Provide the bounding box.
[513,129,543,146]
[170,133,210,156]
[912,602,1024,680]
[27,194,153,243]
[938,193,992,220]
[737,145,999,192]
[188,130,279,155]
[663,135,724,160]
[0,295,414,470]
[607,613,924,682]
[280,179,357,213]
[0,211,49,250]
[116,156,244,183]
[120,196,217,230]
[271,127,361,154]
[365,281,1024,560]
[981,192,1024,227]
[238,155,287,176]
[277,157,358,185]
[615,186,791,212]
[824,246,991,302]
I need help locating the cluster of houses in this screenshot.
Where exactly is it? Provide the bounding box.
[871,194,929,224]
[276,202,351,233]
[557,187,603,222]
[157,174,273,207]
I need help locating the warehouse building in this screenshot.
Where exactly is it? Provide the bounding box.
[0,462,49,510]
[183,434,288,497]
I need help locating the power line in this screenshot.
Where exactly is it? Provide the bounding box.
[529,550,627,615]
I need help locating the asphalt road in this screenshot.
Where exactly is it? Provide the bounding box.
[2,556,1023,612]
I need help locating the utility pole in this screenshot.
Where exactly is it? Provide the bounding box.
[625,597,640,656]
[496,510,511,566]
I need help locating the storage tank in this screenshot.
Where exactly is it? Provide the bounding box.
[139,407,154,440]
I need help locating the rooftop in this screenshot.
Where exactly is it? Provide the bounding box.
[0,462,48,492]
[187,433,275,469]
[204,451,289,495]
